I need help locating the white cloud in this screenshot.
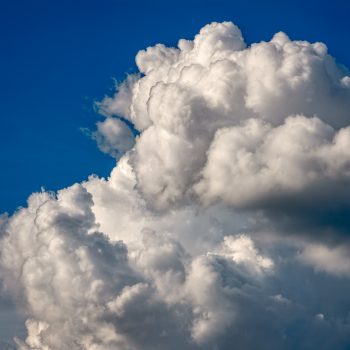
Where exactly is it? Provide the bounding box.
[97,22,350,211]
[1,21,350,349]
[298,243,350,277]
[197,115,350,210]
[219,235,274,276]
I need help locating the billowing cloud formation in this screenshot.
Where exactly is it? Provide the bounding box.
[1,22,350,349]
[100,22,350,213]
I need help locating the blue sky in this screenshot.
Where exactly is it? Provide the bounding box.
[1,0,349,214]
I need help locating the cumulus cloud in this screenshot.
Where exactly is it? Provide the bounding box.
[197,115,350,214]
[1,21,350,349]
[98,22,350,213]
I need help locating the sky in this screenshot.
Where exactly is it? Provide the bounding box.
[2,1,350,349]
[1,0,350,213]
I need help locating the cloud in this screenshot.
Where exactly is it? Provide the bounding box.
[298,242,350,277]
[83,117,135,159]
[1,21,350,349]
[196,115,350,218]
[98,22,350,213]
